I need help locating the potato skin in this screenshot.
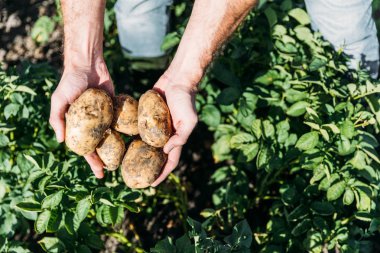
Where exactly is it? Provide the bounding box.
[138,90,172,147]
[96,130,126,171]
[121,139,167,189]
[65,88,113,156]
[112,94,139,136]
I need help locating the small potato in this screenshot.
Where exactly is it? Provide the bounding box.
[96,130,126,171]
[138,90,172,147]
[112,94,139,136]
[121,139,167,189]
[65,88,113,156]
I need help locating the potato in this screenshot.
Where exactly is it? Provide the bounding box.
[138,90,172,147]
[121,139,167,188]
[112,94,138,135]
[96,129,126,171]
[65,88,113,156]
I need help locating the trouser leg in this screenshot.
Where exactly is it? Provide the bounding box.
[114,0,173,58]
[304,0,379,78]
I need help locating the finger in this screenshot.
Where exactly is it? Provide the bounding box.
[99,80,115,97]
[164,117,197,154]
[84,152,105,179]
[49,92,68,143]
[151,146,182,187]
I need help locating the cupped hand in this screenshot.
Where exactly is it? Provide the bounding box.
[49,59,114,179]
[151,74,198,186]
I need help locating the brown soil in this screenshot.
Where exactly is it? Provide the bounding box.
[0,0,62,68]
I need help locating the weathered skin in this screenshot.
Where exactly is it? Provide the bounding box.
[121,139,167,188]
[96,129,126,171]
[112,94,139,136]
[65,88,113,155]
[138,90,172,148]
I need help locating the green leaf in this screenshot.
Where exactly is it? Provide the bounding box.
[74,197,91,230]
[343,188,355,205]
[16,202,42,212]
[15,85,37,96]
[263,120,275,138]
[251,119,262,139]
[99,198,115,207]
[362,147,380,164]
[212,62,241,87]
[200,105,221,128]
[76,245,92,253]
[31,16,56,44]
[288,204,308,221]
[35,210,51,234]
[294,26,313,43]
[355,188,371,211]
[310,201,334,216]
[322,124,340,134]
[287,101,309,117]
[0,134,10,147]
[350,151,367,169]
[175,235,193,253]
[309,57,327,71]
[288,8,311,25]
[255,70,280,85]
[296,132,319,150]
[291,219,312,237]
[241,143,259,162]
[38,237,65,253]
[327,181,346,201]
[217,87,241,105]
[355,211,372,222]
[264,7,278,28]
[340,120,355,139]
[102,206,124,226]
[285,89,308,103]
[230,133,255,149]
[42,190,63,209]
[150,237,176,253]
[4,103,21,119]
[47,209,61,233]
[224,220,252,249]
[23,155,41,169]
[161,32,180,51]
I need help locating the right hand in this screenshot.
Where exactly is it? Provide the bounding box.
[49,58,114,179]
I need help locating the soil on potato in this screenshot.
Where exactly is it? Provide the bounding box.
[2,0,218,251]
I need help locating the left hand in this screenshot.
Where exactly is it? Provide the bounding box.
[151,74,198,186]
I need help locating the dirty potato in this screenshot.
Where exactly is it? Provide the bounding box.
[138,90,172,147]
[121,139,167,189]
[96,129,126,171]
[65,88,113,156]
[112,94,138,136]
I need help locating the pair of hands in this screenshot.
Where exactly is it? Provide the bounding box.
[49,58,198,186]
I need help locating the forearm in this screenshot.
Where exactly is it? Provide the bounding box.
[61,0,106,69]
[166,0,258,88]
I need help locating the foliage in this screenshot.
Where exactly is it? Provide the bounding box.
[3,0,380,252]
[193,1,380,252]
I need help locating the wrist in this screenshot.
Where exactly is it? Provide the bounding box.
[163,57,207,90]
[63,23,104,69]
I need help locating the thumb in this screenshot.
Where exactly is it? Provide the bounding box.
[163,118,197,154]
[49,92,68,143]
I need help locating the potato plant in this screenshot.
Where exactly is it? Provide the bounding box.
[2,0,380,252]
